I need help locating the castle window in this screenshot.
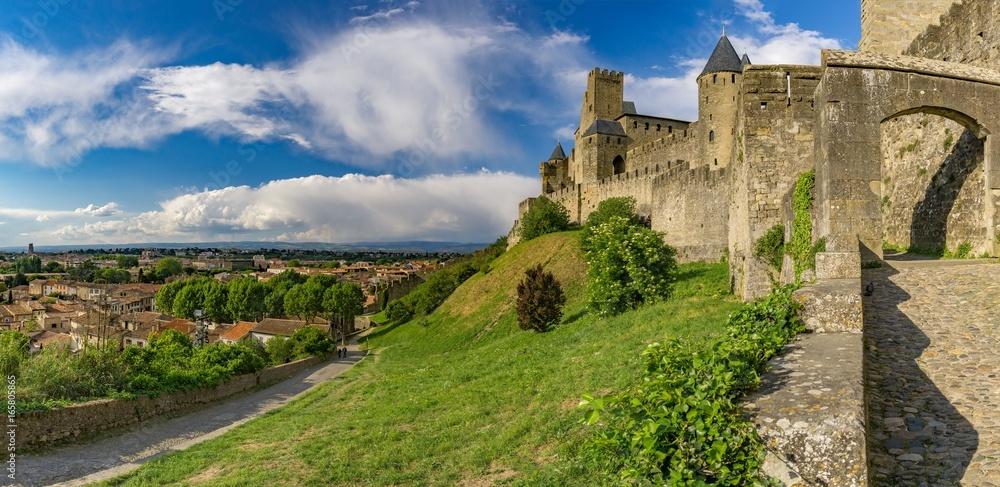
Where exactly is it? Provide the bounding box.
[633,121,638,128]
[668,126,673,134]
[760,102,767,109]
[714,159,718,166]
[709,131,715,142]
[617,138,621,144]
[713,74,717,84]
[656,124,661,131]
[644,122,649,130]
[709,114,713,121]
[606,137,610,143]
[732,74,736,83]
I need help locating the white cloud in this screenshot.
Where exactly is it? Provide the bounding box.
[0,17,594,171]
[75,202,123,217]
[48,171,536,244]
[622,0,843,121]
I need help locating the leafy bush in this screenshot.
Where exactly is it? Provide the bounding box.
[580,197,645,252]
[385,300,414,325]
[288,326,335,358]
[519,196,570,241]
[0,330,29,377]
[266,336,295,364]
[583,216,677,316]
[753,224,785,271]
[515,264,566,332]
[580,287,804,485]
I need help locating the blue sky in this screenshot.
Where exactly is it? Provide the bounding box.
[0,0,860,247]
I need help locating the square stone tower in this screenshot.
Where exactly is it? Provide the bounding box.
[860,0,957,55]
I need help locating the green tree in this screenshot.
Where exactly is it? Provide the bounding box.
[44,261,65,273]
[584,216,678,316]
[155,257,183,280]
[155,280,185,315]
[515,264,566,332]
[289,326,335,357]
[286,259,301,268]
[203,280,231,323]
[173,280,207,319]
[227,277,268,322]
[117,255,139,269]
[69,260,99,282]
[518,196,570,241]
[323,283,365,346]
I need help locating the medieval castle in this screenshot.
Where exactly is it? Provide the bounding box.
[514,0,1000,301]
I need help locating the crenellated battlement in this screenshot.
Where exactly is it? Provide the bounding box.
[589,67,624,80]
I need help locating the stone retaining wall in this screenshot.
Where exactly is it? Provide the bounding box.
[15,354,328,450]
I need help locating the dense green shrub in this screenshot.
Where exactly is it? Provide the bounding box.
[580,197,646,252]
[515,264,566,332]
[266,336,295,364]
[519,196,570,241]
[385,300,414,324]
[580,287,804,485]
[289,326,336,358]
[583,216,678,316]
[0,330,29,377]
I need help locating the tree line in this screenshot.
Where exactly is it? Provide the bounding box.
[156,270,364,345]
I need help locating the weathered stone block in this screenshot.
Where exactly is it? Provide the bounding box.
[792,279,863,332]
[816,251,861,279]
[744,332,866,486]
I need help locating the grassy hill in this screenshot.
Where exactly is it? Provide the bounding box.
[101,231,742,486]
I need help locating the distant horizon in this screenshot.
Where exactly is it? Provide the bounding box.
[0,240,493,254]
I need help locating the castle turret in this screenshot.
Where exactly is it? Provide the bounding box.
[697,33,743,169]
[541,141,571,193]
[741,51,752,68]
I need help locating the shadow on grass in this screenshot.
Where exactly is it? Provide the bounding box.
[562,309,588,326]
[365,320,406,342]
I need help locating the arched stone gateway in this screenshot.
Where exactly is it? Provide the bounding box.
[814,50,1000,279]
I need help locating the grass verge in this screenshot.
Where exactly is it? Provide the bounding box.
[98,233,741,486]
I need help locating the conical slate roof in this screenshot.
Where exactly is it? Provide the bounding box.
[741,52,752,67]
[549,141,566,160]
[700,34,743,76]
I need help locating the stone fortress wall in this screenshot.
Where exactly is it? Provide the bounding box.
[514,0,999,301]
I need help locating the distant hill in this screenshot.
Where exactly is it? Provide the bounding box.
[0,241,491,254]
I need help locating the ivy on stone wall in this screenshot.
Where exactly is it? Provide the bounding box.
[753,224,785,271]
[787,171,822,278]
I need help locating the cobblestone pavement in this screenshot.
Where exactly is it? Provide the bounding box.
[864,260,1000,486]
[13,336,367,487]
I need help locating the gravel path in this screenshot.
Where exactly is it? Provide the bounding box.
[12,339,367,487]
[864,259,1000,486]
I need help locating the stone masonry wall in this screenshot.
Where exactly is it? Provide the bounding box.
[730,65,822,300]
[880,114,988,255]
[860,0,957,55]
[15,355,328,450]
[906,0,1000,69]
[651,163,730,262]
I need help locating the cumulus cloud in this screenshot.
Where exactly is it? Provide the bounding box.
[622,0,843,121]
[75,202,123,217]
[48,171,536,244]
[0,16,593,171]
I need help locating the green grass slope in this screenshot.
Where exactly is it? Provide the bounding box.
[101,232,741,486]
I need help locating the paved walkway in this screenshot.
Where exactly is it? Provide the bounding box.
[12,338,367,487]
[864,259,1000,486]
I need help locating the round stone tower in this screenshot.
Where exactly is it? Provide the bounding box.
[697,33,745,169]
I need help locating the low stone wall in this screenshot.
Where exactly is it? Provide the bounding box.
[15,354,328,450]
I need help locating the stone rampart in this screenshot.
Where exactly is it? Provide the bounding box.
[15,355,329,450]
[651,163,730,262]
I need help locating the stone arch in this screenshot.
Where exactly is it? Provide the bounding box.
[612,156,626,175]
[814,51,1000,278]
